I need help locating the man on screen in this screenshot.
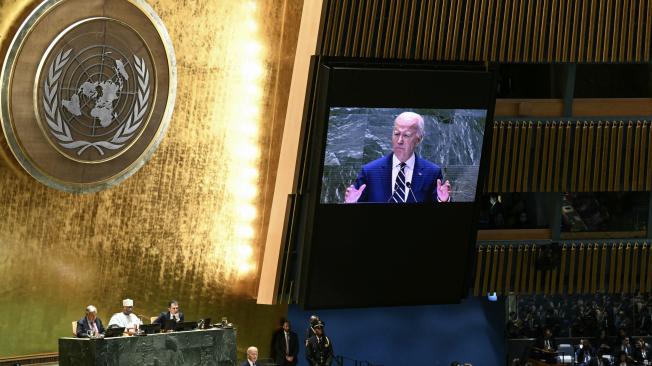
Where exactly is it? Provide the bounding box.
[344,111,452,203]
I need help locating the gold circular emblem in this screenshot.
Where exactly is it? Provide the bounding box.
[1,0,176,192]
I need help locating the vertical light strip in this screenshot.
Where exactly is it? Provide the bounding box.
[257,0,324,304]
[218,1,264,277]
[235,1,264,275]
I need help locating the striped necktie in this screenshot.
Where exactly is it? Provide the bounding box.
[391,162,407,203]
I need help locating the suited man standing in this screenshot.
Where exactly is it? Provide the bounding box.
[274,320,299,365]
[76,305,105,338]
[344,111,452,204]
[153,300,184,328]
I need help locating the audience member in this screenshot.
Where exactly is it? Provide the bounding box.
[576,339,597,366]
[633,338,651,365]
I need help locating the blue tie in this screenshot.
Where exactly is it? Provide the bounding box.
[391,163,407,203]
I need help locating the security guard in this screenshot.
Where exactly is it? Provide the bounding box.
[305,315,320,346]
[306,321,333,366]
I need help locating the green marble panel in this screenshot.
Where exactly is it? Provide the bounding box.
[58,328,237,366]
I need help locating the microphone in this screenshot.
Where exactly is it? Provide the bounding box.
[136,314,149,326]
[405,182,419,203]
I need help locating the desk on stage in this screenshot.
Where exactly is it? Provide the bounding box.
[58,328,237,366]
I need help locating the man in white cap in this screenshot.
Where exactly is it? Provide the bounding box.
[76,305,105,338]
[108,298,142,335]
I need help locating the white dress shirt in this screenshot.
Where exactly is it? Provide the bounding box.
[108,312,142,328]
[391,154,415,202]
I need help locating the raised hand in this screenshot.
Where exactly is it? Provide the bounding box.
[344,184,366,203]
[436,179,451,202]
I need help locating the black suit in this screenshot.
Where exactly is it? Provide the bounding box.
[76,316,105,338]
[577,347,598,366]
[306,335,333,366]
[270,327,284,361]
[274,330,299,365]
[634,347,651,365]
[153,311,184,327]
[240,361,259,366]
[533,336,557,363]
[536,336,557,351]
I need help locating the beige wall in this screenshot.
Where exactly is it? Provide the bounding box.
[0,0,302,358]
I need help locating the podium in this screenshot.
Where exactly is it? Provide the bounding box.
[59,328,237,366]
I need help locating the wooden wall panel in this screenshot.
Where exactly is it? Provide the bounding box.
[318,0,652,63]
[486,120,652,192]
[476,241,652,296]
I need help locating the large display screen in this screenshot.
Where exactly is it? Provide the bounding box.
[320,107,487,204]
[292,62,497,308]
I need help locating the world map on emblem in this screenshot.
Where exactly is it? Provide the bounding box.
[1,0,176,192]
[61,58,129,128]
[37,18,154,163]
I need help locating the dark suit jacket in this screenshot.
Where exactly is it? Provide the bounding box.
[240,361,259,366]
[353,154,444,203]
[576,347,598,366]
[535,336,557,350]
[76,316,105,338]
[634,347,651,364]
[274,330,299,365]
[306,335,333,366]
[153,311,185,327]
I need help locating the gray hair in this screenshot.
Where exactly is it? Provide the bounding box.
[395,111,425,139]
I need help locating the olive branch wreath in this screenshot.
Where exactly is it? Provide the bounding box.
[42,49,150,156]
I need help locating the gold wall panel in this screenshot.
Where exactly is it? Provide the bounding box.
[0,0,302,358]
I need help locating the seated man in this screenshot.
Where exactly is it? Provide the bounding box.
[76,305,105,338]
[532,328,557,363]
[576,339,597,366]
[620,337,634,358]
[108,298,142,335]
[153,300,184,328]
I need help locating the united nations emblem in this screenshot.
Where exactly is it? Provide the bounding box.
[38,18,155,163]
[1,0,175,191]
